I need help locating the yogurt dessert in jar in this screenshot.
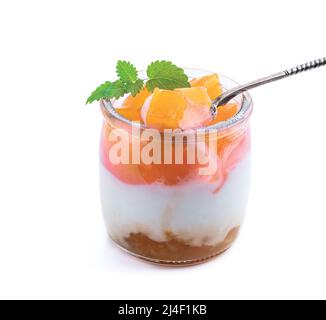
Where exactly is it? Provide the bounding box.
[95,65,253,265]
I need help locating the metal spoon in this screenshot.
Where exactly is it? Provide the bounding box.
[211,57,326,118]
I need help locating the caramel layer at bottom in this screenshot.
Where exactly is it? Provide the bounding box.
[117,227,240,265]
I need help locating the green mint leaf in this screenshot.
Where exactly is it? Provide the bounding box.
[105,80,127,99]
[146,60,190,92]
[86,80,126,104]
[115,60,143,96]
[86,81,112,104]
[116,60,138,84]
[125,79,144,96]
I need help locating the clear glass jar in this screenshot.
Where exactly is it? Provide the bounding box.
[99,70,253,266]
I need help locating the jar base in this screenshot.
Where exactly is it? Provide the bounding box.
[109,227,239,267]
[117,244,232,267]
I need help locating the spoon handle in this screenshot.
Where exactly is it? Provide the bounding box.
[212,57,326,112]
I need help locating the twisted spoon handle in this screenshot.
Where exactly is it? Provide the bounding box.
[211,57,326,115]
[285,57,326,76]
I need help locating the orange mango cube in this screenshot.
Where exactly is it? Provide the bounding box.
[209,103,238,125]
[176,87,211,106]
[190,74,223,100]
[144,88,187,130]
[116,107,142,122]
[116,87,151,122]
[123,87,151,110]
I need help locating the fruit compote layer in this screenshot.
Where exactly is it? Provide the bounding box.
[100,73,251,264]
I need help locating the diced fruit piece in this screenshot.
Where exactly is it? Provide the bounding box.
[143,87,212,130]
[143,88,187,130]
[116,87,151,122]
[190,74,222,100]
[176,87,211,105]
[176,87,212,130]
[116,107,142,122]
[123,87,151,109]
[209,103,238,125]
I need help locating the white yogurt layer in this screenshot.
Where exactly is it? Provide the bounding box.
[100,153,251,247]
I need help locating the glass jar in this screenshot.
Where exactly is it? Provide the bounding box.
[99,70,253,266]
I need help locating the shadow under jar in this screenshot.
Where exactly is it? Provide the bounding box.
[99,70,253,266]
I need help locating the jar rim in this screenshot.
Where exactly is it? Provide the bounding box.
[100,69,253,134]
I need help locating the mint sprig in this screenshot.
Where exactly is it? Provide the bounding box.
[86,60,190,104]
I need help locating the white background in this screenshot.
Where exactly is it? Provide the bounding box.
[0,0,326,300]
